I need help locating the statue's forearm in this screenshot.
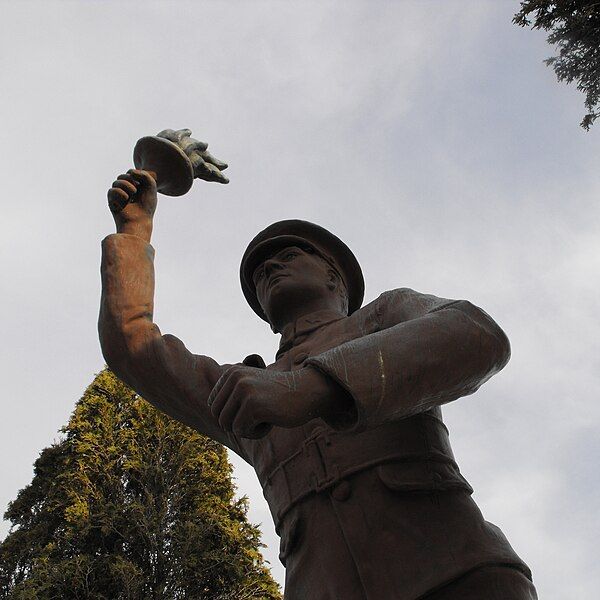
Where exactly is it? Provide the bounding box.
[99,233,158,378]
[307,301,510,430]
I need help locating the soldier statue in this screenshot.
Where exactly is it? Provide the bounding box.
[100,131,537,599]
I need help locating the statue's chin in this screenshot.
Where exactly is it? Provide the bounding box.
[262,287,300,326]
[262,280,334,330]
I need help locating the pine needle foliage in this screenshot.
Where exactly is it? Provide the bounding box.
[514,0,600,129]
[0,368,281,600]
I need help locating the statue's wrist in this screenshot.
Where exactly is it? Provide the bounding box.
[116,219,153,242]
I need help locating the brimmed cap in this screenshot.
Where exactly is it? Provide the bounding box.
[240,219,364,322]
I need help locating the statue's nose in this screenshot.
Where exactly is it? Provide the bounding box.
[264,258,284,277]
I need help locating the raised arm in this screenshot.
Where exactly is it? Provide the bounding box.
[306,288,511,431]
[99,169,239,451]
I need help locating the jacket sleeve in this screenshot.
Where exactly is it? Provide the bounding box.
[306,288,511,431]
[98,233,243,454]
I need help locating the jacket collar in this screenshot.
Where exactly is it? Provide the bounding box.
[276,309,345,359]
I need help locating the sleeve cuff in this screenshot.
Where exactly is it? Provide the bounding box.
[305,357,367,433]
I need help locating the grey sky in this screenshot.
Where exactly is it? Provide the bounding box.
[1,1,598,597]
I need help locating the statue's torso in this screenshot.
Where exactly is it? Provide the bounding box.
[236,296,530,599]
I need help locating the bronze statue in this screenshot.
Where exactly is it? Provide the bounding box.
[100,130,537,599]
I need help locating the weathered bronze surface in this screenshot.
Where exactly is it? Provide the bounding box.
[101,141,537,599]
[132,128,228,197]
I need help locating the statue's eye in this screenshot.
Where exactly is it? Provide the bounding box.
[283,252,297,261]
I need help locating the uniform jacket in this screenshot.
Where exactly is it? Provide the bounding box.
[99,233,532,600]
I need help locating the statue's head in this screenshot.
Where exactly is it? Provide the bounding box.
[240,220,364,332]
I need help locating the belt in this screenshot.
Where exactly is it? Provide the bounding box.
[262,413,463,529]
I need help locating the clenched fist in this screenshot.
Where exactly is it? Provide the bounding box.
[207,365,355,439]
[107,169,157,242]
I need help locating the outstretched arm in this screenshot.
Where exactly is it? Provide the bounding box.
[99,169,239,451]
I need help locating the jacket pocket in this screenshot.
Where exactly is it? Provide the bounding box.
[376,460,473,494]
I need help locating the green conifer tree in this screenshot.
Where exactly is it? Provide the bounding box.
[514,0,600,129]
[0,368,281,600]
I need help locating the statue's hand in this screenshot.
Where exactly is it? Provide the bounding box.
[207,365,348,439]
[107,169,157,241]
[157,128,229,184]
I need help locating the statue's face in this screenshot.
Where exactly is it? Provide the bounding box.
[253,245,338,325]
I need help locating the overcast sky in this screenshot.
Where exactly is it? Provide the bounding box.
[1,1,599,597]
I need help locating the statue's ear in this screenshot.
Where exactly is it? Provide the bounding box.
[327,268,339,291]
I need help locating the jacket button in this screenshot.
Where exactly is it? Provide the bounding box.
[330,480,351,502]
[294,352,309,365]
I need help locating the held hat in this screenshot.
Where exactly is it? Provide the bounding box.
[240,219,364,322]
